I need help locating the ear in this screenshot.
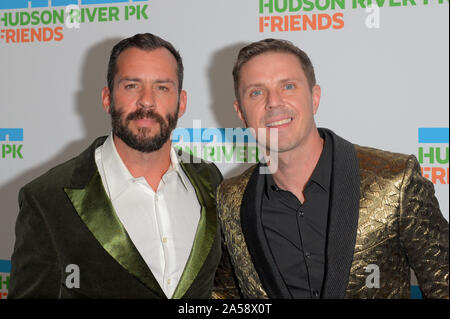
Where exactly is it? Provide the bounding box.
[177,90,187,118]
[101,87,111,113]
[312,84,321,115]
[233,100,248,127]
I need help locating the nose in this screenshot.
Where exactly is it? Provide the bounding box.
[266,89,283,110]
[137,86,155,109]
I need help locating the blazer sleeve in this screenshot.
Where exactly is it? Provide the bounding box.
[211,182,242,299]
[399,155,449,299]
[8,187,61,298]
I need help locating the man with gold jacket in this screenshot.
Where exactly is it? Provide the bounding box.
[216,38,449,299]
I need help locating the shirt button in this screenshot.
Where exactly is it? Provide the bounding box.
[305,252,311,258]
[162,237,168,244]
[167,279,172,285]
[312,290,320,297]
[298,209,304,217]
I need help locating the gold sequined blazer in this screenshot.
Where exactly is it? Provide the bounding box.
[216,129,449,299]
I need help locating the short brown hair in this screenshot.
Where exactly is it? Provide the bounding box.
[107,33,183,94]
[232,38,316,103]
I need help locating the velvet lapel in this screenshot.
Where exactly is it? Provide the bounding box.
[171,161,218,299]
[240,164,292,298]
[63,137,165,298]
[321,129,360,298]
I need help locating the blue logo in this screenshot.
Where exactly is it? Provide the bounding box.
[417,127,449,185]
[1,128,24,159]
[0,128,23,142]
[0,260,11,273]
[418,128,449,144]
[410,285,423,299]
[0,0,148,10]
[0,260,11,299]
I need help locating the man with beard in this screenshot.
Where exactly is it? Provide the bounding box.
[9,33,223,299]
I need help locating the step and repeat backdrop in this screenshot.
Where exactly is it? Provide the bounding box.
[0,0,448,299]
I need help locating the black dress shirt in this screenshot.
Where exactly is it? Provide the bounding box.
[261,130,333,298]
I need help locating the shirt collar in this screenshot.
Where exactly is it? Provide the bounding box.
[169,147,190,190]
[101,133,189,201]
[264,172,278,200]
[264,129,333,200]
[309,129,332,192]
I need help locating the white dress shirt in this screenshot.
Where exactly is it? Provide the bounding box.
[94,133,201,298]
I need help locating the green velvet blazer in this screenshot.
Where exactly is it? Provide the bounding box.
[9,136,223,299]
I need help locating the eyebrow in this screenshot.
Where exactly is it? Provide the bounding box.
[118,77,141,84]
[154,78,176,86]
[118,77,176,85]
[242,78,300,93]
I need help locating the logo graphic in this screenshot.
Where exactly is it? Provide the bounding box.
[0,0,148,10]
[0,128,23,159]
[418,128,449,185]
[257,0,448,33]
[258,0,344,32]
[0,0,150,43]
[0,260,11,299]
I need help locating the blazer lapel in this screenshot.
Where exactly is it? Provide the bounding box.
[171,160,218,299]
[64,137,165,298]
[240,164,292,298]
[321,129,360,299]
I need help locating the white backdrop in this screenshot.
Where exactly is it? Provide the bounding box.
[0,0,448,298]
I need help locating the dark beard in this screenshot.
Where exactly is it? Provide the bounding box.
[110,103,179,153]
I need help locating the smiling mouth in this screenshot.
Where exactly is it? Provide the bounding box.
[266,117,293,127]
